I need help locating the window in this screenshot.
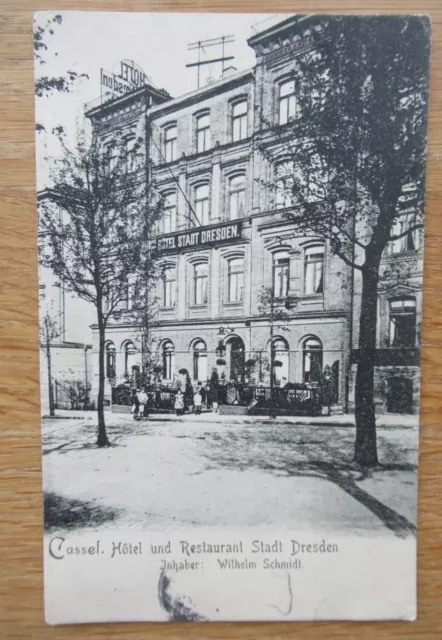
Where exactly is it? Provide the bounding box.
[193,340,208,381]
[388,214,421,254]
[164,125,177,162]
[228,257,244,303]
[162,341,175,379]
[123,341,137,376]
[195,184,210,226]
[389,298,416,348]
[279,80,297,125]
[232,100,248,141]
[228,174,246,220]
[304,246,324,295]
[303,337,323,383]
[106,342,116,379]
[273,251,290,299]
[124,136,136,172]
[163,266,176,307]
[273,337,289,384]
[275,161,294,209]
[194,263,208,305]
[162,192,177,234]
[196,113,211,153]
[113,281,132,311]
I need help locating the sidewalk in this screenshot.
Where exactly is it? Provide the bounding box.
[43,409,419,429]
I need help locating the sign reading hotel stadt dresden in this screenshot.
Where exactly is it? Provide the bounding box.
[35,10,431,627]
[153,221,242,253]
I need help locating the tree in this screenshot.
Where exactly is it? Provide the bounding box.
[39,311,60,417]
[257,286,298,418]
[34,13,88,130]
[258,16,430,465]
[39,130,163,446]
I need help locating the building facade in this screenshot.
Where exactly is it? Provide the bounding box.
[82,15,423,414]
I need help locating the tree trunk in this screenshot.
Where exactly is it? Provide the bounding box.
[96,309,110,447]
[46,342,55,417]
[354,250,382,467]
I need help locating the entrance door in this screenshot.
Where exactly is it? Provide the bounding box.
[228,337,245,383]
[386,377,413,413]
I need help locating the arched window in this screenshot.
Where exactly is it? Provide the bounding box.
[304,246,324,295]
[303,337,323,383]
[232,100,248,141]
[279,79,297,125]
[196,112,211,153]
[194,262,208,305]
[162,341,175,379]
[162,266,176,307]
[193,340,208,381]
[164,124,177,162]
[228,257,244,302]
[124,341,137,376]
[389,298,416,347]
[273,251,290,298]
[105,342,116,379]
[195,184,210,226]
[273,337,289,384]
[228,174,245,220]
[162,192,177,234]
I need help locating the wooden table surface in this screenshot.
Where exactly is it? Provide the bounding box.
[1,1,442,638]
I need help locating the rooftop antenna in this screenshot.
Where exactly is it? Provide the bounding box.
[186,35,235,89]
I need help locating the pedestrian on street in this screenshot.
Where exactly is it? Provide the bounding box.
[194,389,202,415]
[211,385,219,413]
[174,389,184,416]
[132,388,140,420]
[205,381,212,410]
[137,387,148,419]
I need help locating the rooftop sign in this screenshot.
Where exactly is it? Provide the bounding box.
[100,60,147,101]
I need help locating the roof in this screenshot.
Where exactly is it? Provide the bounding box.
[147,67,254,117]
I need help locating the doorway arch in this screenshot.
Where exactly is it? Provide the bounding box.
[225,335,245,383]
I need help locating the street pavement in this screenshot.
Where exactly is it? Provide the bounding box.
[42,412,418,538]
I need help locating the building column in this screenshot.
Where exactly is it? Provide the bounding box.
[211,160,221,223]
[177,169,187,229]
[177,254,186,321]
[288,248,302,297]
[210,248,219,320]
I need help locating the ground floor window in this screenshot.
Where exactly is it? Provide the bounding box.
[273,337,289,384]
[193,340,208,381]
[124,341,137,376]
[303,337,323,383]
[162,341,175,379]
[389,298,416,347]
[106,342,116,379]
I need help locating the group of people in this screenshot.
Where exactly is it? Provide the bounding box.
[174,382,219,416]
[131,381,219,420]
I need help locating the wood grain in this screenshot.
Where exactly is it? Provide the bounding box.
[1,1,442,637]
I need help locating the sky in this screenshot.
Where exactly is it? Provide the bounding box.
[35,10,292,187]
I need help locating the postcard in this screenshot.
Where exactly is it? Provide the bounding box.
[35,10,431,623]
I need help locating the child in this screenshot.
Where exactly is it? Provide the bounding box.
[174,389,184,416]
[193,389,202,415]
[137,387,148,419]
